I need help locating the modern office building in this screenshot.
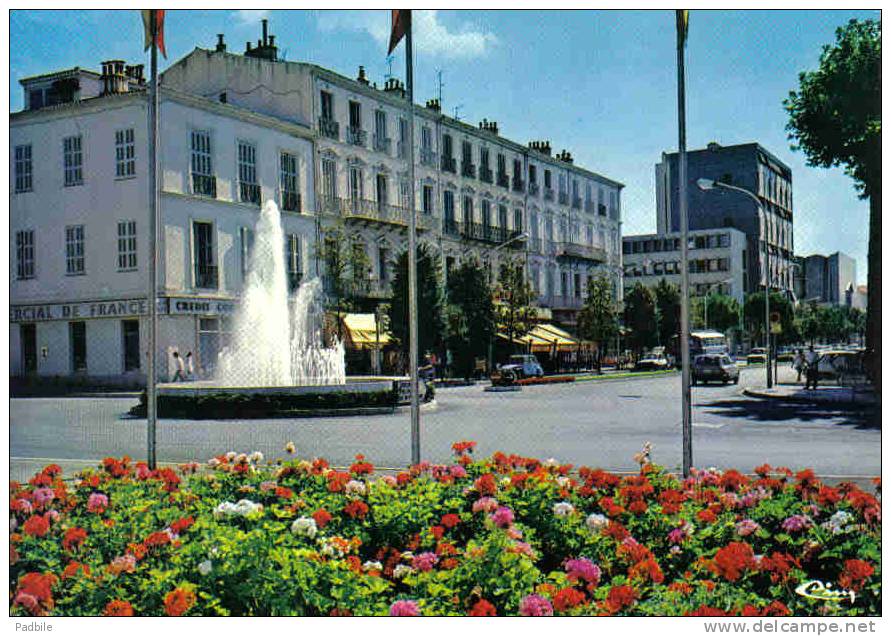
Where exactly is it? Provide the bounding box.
[10,20,624,383]
[800,251,857,306]
[655,142,794,297]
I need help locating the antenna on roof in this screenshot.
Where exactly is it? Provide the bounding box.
[453,104,464,121]
[436,68,444,106]
[280,48,289,61]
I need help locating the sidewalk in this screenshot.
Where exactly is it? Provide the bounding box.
[743,366,878,408]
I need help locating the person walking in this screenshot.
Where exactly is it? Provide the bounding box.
[171,350,186,382]
[792,349,805,383]
[185,351,195,380]
[804,345,820,390]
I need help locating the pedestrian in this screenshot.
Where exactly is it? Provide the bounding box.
[804,345,820,390]
[792,349,805,383]
[185,351,195,380]
[171,350,186,382]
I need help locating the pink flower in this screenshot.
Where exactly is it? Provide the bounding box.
[519,594,554,617]
[413,552,438,572]
[135,463,151,480]
[12,498,33,514]
[45,510,60,523]
[389,600,421,616]
[490,506,515,528]
[32,488,55,507]
[449,465,467,479]
[472,497,499,513]
[511,541,536,558]
[735,519,760,537]
[565,557,601,585]
[87,493,109,514]
[781,515,812,533]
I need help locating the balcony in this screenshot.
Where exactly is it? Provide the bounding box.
[318,117,339,140]
[543,187,555,201]
[281,190,301,213]
[239,182,261,206]
[420,147,437,167]
[318,196,430,231]
[347,127,367,147]
[585,200,595,213]
[442,219,461,238]
[528,182,540,196]
[572,196,582,209]
[598,203,608,216]
[461,161,476,178]
[549,294,583,310]
[397,141,408,159]
[191,173,217,198]
[479,166,493,183]
[558,191,569,205]
[460,222,524,246]
[441,155,457,173]
[194,264,218,290]
[496,172,510,188]
[373,134,392,154]
[512,177,525,193]
[528,237,543,253]
[555,241,608,263]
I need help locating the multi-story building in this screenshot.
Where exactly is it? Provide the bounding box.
[800,252,857,306]
[655,142,794,297]
[621,228,747,305]
[10,20,624,382]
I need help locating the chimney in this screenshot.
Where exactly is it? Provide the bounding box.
[357,65,369,85]
[425,98,441,112]
[216,34,226,52]
[479,119,499,135]
[244,19,278,61]
[262,18,268,46]
[383,78,406,97]
[707,141,722,151]
[246,41,252,51]
[101,60,128,95]
[528,140,552,156]
[556,149,573,164]
[125,64,145,85]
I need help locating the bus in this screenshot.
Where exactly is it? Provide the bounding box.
[669,330,729,361]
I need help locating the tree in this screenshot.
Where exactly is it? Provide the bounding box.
[388,244,446,371]
[623,282,658,358]
[744,291,795,347]
[577,274,619,374]
[653,278,680,347]
[702,293,741,335]
[795,301,823,345]
[445,259,496,380]
[785,18,881,391]
[318,225,371,339]
[494,259,537,357]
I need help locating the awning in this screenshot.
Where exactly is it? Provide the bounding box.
[342,313,390,349]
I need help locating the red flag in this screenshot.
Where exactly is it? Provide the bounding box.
[388,9,410,55]
[142,9,167,58]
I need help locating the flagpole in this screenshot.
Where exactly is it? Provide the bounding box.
[147,10,160,469]
[405,13,421,465]
[676,10,693,477]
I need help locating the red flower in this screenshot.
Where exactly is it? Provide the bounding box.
[838,559,874,592]
[327,471,351,493]
[711,542,756,582]
[469,599,497,616]
[312,508,333,529]
[552,587,586,612]
[718,469,749,491]
[440,513,461,529]
[42,464,63,478]
[23,515,50,538]
[452,440,477,455]
[686,605,732,616]
[668,581,693,595]
[396,472,413,486]
[103,600,135,616]
[629,557,664,584]
[696,508,717,524]
[15,572,57,615]
[275,486,294,499]
[61,562,90,580]
[430,525,445,541]
[759,552,799,584]
[760,601,791,616]
[164,588,196,616]
[350,454,374,475]
[628,500,648,515]
[605,585,636,614]
[170,516,194,535]
[144,531,172,549]
[62,527,87,552]
[474,473,497,496]
[603,521,630,541]
[344,499,369,519]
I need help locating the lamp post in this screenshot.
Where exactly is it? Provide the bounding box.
[703,277,734,330]
[697,179,771,388]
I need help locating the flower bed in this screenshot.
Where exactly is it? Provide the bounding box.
[9,445,880,616]
[515,375,576,386]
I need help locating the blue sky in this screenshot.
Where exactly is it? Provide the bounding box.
[10,9,876,283]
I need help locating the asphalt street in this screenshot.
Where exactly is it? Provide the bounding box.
[9,367,880,482]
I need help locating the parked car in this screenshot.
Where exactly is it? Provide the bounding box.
[692,354,740,385]
[498,354,544,379]
[776,347,794,362]
[634,351,671,372]
[747,347,767,364]
[815,350,862,380]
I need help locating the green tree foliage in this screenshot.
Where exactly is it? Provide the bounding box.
[653,279,680,347]
[795,301,824,345]
[388,244,446,369]
[445,259,496,380]
[494,259,537,355]
[702,293,741,335]
[623,282,658,357]
[577,274,619,373]
[796,303,864,346]
[744,292,795,347]
[785,18,881,390]
[318,225,372,338]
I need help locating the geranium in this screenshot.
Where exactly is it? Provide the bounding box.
[472,496,499,513]
[198,560,213,576]
[345,480,367,496]
[469,599,497,616]
[60,562,89,580]
[86,493,109,514]
[350,454,374,475]
[108,554,137,575]
[735,519,760,537]
[343,499,369,519]
[838,559,874,592]
[31,488,55,507]
[490,506,514,528]
[605,585,636,614]
[163,588,196,616]
[565,557,601,586]
[62,527,87,552]
[553,501,575,516]
[14,572,56,615]
[552,587,586,612]
[22,515,50,537]
[711,542,756,582]
[291,517,318,538]
[519,594,554,616]
[474,473,497,496]
[759,552,799,584]
[781,514,812,533]
[389,600,421,616]
[452,440,477,455]
[413,552,438,572]
[103,600,134,616]
[585,513,609,532]
[312,508,333,529]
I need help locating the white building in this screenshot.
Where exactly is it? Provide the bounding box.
[621,228,748,305]
[10,20,624,384]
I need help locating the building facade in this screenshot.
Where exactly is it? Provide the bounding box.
[10,21,623,383]
[655,142,794,297]
[621,228,747,305]
[801,252,857,306]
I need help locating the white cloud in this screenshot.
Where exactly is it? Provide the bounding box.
[317,10,497,60]
[233,10,270,27]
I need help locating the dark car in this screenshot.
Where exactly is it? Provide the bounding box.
[692,354,740,385]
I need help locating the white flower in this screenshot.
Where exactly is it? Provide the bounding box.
[291,516,318,538]
[822,510,854,535]
[363,560,383,571]
[213,501,238,519]
[500,477,512,487]
[225,451,237,461]
[345,480,367,496]
[214,499,263,519]
[556,476,570,488]
[198,560,213,576]
[249,451,264,464]
[393,564,413,579]
[235,453,248,465]
[10,516,18,532]
[320,543,336,557]
[207,458,220,468]
[586,513,609,532]
[544,458,559,468]
[401,551,414,561]
[553,501,575,517]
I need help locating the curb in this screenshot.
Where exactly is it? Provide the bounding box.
[742,387,877,409]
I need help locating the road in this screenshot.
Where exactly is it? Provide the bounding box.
[9,367,880,482]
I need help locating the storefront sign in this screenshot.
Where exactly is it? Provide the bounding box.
[10,299,152,323]
[167,298,237,316]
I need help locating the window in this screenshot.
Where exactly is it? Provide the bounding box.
[16,230,35,279]
[374,110,388,151]
[321,158,337,200]
[349,101,362,129]
[462,140,472,163]
[398,118,408,158]
[237,141,260,204]
[443,190,455,225]
[561,271,568,297]
[513,159,522,180]
[349,166,364,202]
[376,174,388,212]
[63,135,83,186]
[14,144,32,193]
[190,130,215,197]
[481,200,492,230]
[115,128,135,178]
[514,208,523,232]
[280,152,300,212]
[117,221,137,271]
[240,227,254,280]
[378,246,389,285]
[21,324,37,374]
[422,185,433,215]
[421,126,432,151]
[497,153,506,174]
[193,221,217,289]
[65,225,85,275]
[463,196,474,225]
[29,89,45,110]
[544,169,552,188]
[70,321,87,372]
[718,233,730,248]
[480,147,490,168]
[400,179,411,209]
[442,134,453,157]
[122,320,140,372]
[286,234,302,292]
[320,90,334,120]
[529,163,537,184]
[574,273,581,298]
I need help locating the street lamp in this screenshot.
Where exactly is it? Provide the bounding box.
[702,277,734,330]
[697,178,772,388]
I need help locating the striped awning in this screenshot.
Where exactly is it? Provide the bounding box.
[342,313,390,349]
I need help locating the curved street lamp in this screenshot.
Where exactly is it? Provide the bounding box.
[696,178,772,388]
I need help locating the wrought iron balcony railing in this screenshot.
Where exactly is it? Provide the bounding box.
[347,127,367,147]
[496,172,510,188]
[554,241,608,263]
[318,117,339,140]
[317,196,430,231]
[441,155,457,173]
[420,147,437,167]
[572,196,582,209]
[543,187,555,201]
[239,182,261,206]
[512,177,525,193]
[461,161,476,178]
[479,166,493,183]
[194,264,218,290]
[281,190,301,213]
[373,135,392,153]
[558,191,569,205]
[191,173,217,198]
[528,182,540,196]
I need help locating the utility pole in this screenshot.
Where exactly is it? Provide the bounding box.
[405,16,421,466]
[147,10,161,469]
